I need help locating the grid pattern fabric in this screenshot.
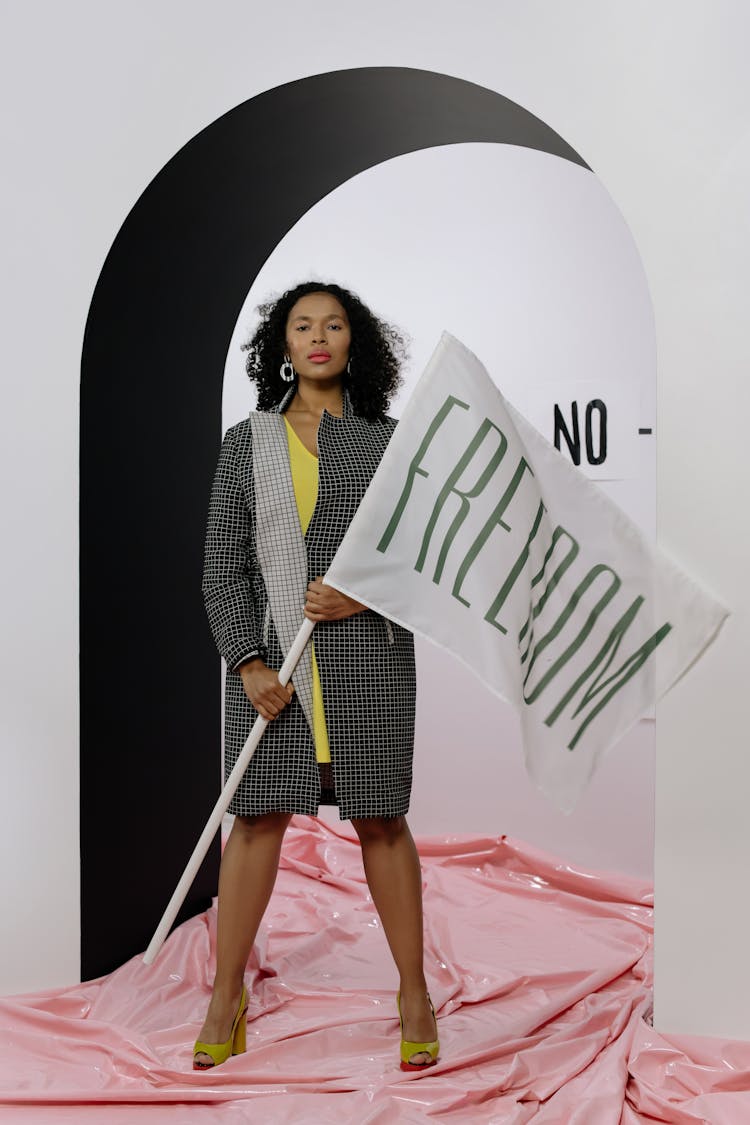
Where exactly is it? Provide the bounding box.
[202,389,416,819]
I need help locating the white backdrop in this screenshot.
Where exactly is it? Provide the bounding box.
[223,140,657,868]
[1,0,748,1040]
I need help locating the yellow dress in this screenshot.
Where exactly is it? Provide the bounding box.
[284,417,331,765]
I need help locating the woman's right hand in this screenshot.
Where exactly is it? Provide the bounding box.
[239,659,294,721]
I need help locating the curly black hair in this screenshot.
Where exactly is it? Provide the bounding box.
[242,281,407,420]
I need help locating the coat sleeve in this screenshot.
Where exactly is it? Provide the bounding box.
[201,425,268,671]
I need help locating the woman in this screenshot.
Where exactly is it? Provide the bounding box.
[194,282,439,1072]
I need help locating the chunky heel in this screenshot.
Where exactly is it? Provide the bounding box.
[397,991,439,1071]
[232,1008,247,1055]
[193,985,248,1070]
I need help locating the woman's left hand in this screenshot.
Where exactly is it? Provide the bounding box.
[304,577,366,622]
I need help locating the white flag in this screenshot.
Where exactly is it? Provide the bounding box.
[327,333,727,810]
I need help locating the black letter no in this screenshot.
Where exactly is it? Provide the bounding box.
[554,399,607,466]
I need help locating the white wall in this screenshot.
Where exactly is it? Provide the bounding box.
[222,140,658,875]
[1,0,747,1038]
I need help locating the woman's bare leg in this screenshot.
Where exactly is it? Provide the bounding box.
[195,811,291,1064]
[351,815,437,1064]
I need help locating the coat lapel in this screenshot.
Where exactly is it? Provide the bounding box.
[250,409,314,733]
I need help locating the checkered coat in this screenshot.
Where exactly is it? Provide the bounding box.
[202,389,416,819]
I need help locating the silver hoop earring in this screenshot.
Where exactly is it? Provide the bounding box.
[280,358,295,383]
[346,358,352,377]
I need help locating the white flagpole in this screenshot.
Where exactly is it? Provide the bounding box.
[142,616,316,966]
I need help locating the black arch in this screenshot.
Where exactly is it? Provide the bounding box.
[80,66,588,978]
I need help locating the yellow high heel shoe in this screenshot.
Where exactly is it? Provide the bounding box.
[193,985,248,1070]
[397,991,439,1071]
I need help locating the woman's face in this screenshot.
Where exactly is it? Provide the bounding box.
[284,292,351,382]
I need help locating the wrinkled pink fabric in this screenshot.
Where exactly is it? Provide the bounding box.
[1,818,748,1122]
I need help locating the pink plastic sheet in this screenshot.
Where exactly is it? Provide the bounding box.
[1,817,749,1122]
